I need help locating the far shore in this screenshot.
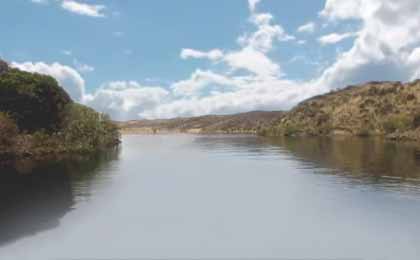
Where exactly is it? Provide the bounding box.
[119,127,258,135]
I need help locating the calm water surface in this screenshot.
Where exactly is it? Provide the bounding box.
[1,135,420,259]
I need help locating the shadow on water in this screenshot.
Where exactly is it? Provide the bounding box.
[0,149,120,247]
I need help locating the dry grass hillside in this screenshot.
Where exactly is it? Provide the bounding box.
[260,80,420,141]
[118,111,284,134]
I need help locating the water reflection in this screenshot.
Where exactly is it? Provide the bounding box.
[264,136,420,178]
[0,149,119,246]
[194,135,420,195]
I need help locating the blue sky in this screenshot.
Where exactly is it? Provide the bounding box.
[2,0,420,120]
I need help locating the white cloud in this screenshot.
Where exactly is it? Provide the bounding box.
[171,70,235,97]
[318,0,420,88]
[320,0,371,20]
[248,0,262,12]
[140,79,325,119]
[408,48,420,80]
[11,61,86,102]
[408,48,420,65]
[297,22,316,33]
[73,59,95,73]
[240,13,295,53]
[61,0,106,18]
[180,49,224,61]
[84,81,169,121]
[318,32,358,45]
[224,47,281,77]
[31,0,48,4]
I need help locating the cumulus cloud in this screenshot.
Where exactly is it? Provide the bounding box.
[317,0,420,88]
[172,70,236,97]
[184,12,292,79]
[140,79,326,119]
[180,49,224,61]
[11,61,86,102]
[84,81,170,121]
[241,13,295,52]
[297,22,316,33]
[318,32,358,45]
[61,0,106,17]
[224,47,281,77]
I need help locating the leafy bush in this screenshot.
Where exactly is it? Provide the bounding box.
[61,104,120,153]
[0,69,71,132]
[0,112,18,149]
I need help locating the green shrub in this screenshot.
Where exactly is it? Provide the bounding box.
[0,69,71,132]
[61,104,120,153]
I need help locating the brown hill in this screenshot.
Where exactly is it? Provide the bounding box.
[260,80,420,141]
[118,111,284,134]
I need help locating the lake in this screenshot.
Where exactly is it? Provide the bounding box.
[1,135,420,259]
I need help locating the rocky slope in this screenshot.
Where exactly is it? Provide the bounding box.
[260,80,420,141]
[118,111,284,134]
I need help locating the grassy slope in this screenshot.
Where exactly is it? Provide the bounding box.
[260,80,420,141]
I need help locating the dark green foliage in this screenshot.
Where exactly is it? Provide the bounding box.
[0,69,72,132]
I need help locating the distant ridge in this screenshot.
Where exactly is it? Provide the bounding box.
[118,111,284,134]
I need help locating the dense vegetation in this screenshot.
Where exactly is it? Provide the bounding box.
[0,59,120,164]
[0,68,71,132]
[260,80,420,141]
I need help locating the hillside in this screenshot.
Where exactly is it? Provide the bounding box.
[0,59,120,166]
[119,111,284,134]
[260,80,420,141]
